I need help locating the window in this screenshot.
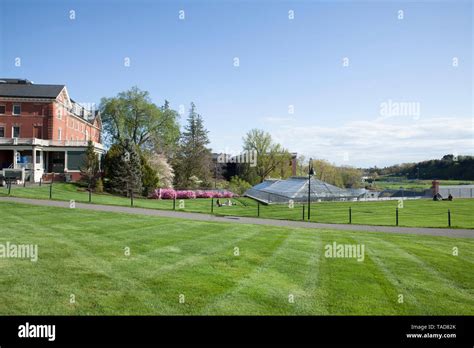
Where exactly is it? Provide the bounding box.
[13,104,21,115]
[0,105,5,114]
[57,107,62,120]
[36,151,41,164]
[12,126,20,138]
[0,127,4,137]
[58,128,62,141]
[67,151,86,170]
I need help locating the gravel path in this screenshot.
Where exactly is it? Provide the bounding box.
[1,196,473,239]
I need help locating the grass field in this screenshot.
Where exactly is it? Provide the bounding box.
[372,179,474,190]
[1,183,473,228]
[0,201,472,315]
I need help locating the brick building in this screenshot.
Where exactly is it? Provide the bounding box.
[0,78,104,182]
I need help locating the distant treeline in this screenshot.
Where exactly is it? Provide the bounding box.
[366,155,474,180]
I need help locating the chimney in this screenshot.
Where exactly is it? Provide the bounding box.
[431,180,440,196]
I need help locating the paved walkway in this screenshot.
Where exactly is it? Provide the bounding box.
[1,196,473,239]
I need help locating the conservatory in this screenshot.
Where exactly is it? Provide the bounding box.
[244,176,367,204]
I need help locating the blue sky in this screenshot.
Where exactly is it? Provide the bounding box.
[0,0,472,167]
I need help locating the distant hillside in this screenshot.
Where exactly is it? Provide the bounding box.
[366,155,474,180]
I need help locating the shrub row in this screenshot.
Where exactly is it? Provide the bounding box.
[150,188,235,199]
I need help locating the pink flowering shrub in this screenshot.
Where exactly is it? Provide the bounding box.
[150,188,235,199]
[176,190,196,199]
[150,189,160,199]
[195,190,214,198]
[150,188,177,199]
[222,191,234,198]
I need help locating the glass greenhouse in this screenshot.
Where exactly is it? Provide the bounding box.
[244,176,367,204]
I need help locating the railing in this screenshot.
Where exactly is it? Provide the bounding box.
[16,163,33,170]
[0,138,104,150]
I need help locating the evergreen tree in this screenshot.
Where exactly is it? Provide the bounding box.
[140,153,159,197]
[173,103,212,188]
[104,140,142,196]
[80,140,100,190]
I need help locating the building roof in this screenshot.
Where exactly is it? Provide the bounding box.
[244,176,367,203]
[0,78,64,99]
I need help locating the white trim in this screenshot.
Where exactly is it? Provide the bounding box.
[12,125,20,138]
[57,86,72,109]
[0,97,54,103]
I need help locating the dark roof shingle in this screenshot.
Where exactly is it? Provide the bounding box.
[0,79,64,99]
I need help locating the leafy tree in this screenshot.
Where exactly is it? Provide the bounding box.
[366,155,474,180]
[80,140,100,190]
[100,87,180,151]
[173,103,212,188]
[228,176,252,195]
[148,152,175,188]
[152,100,181,156]
[301,159,362,188]
[242,129,291,183]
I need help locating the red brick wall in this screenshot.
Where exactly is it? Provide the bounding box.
[0,101,52,138]
[0,100,101,142]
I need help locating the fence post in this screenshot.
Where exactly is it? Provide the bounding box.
[257,202,260,217]
[23,179,26,188]
[302,205,305,221]
[211,197,214,213]
[8,179,11,195]
[349,207,352,224]
[89,189,92,203]
[396,207,399,226]
[173,197,176,210]
[49,177,53,199]
[448,209,451,227]
[39,178,42,187]
[130,190,134,207]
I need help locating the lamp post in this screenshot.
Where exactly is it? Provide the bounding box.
[307,158,315,220]
[214,163,218,189]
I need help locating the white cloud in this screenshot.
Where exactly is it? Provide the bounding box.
[270,116,474,167]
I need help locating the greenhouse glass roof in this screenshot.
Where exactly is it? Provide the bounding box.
[244,176,366,204]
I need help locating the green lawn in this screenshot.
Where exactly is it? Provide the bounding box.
[372,179,474,190]
[0,202,472,315]
[1,183,473,228]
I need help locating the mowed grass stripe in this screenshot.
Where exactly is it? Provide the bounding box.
[318,233,403,315]
[351,235,422,315]
[199,229,294,315]
[0,201,473,315]
[360,237,474,314]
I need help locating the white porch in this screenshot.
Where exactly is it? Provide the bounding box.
[0,139,104,183]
